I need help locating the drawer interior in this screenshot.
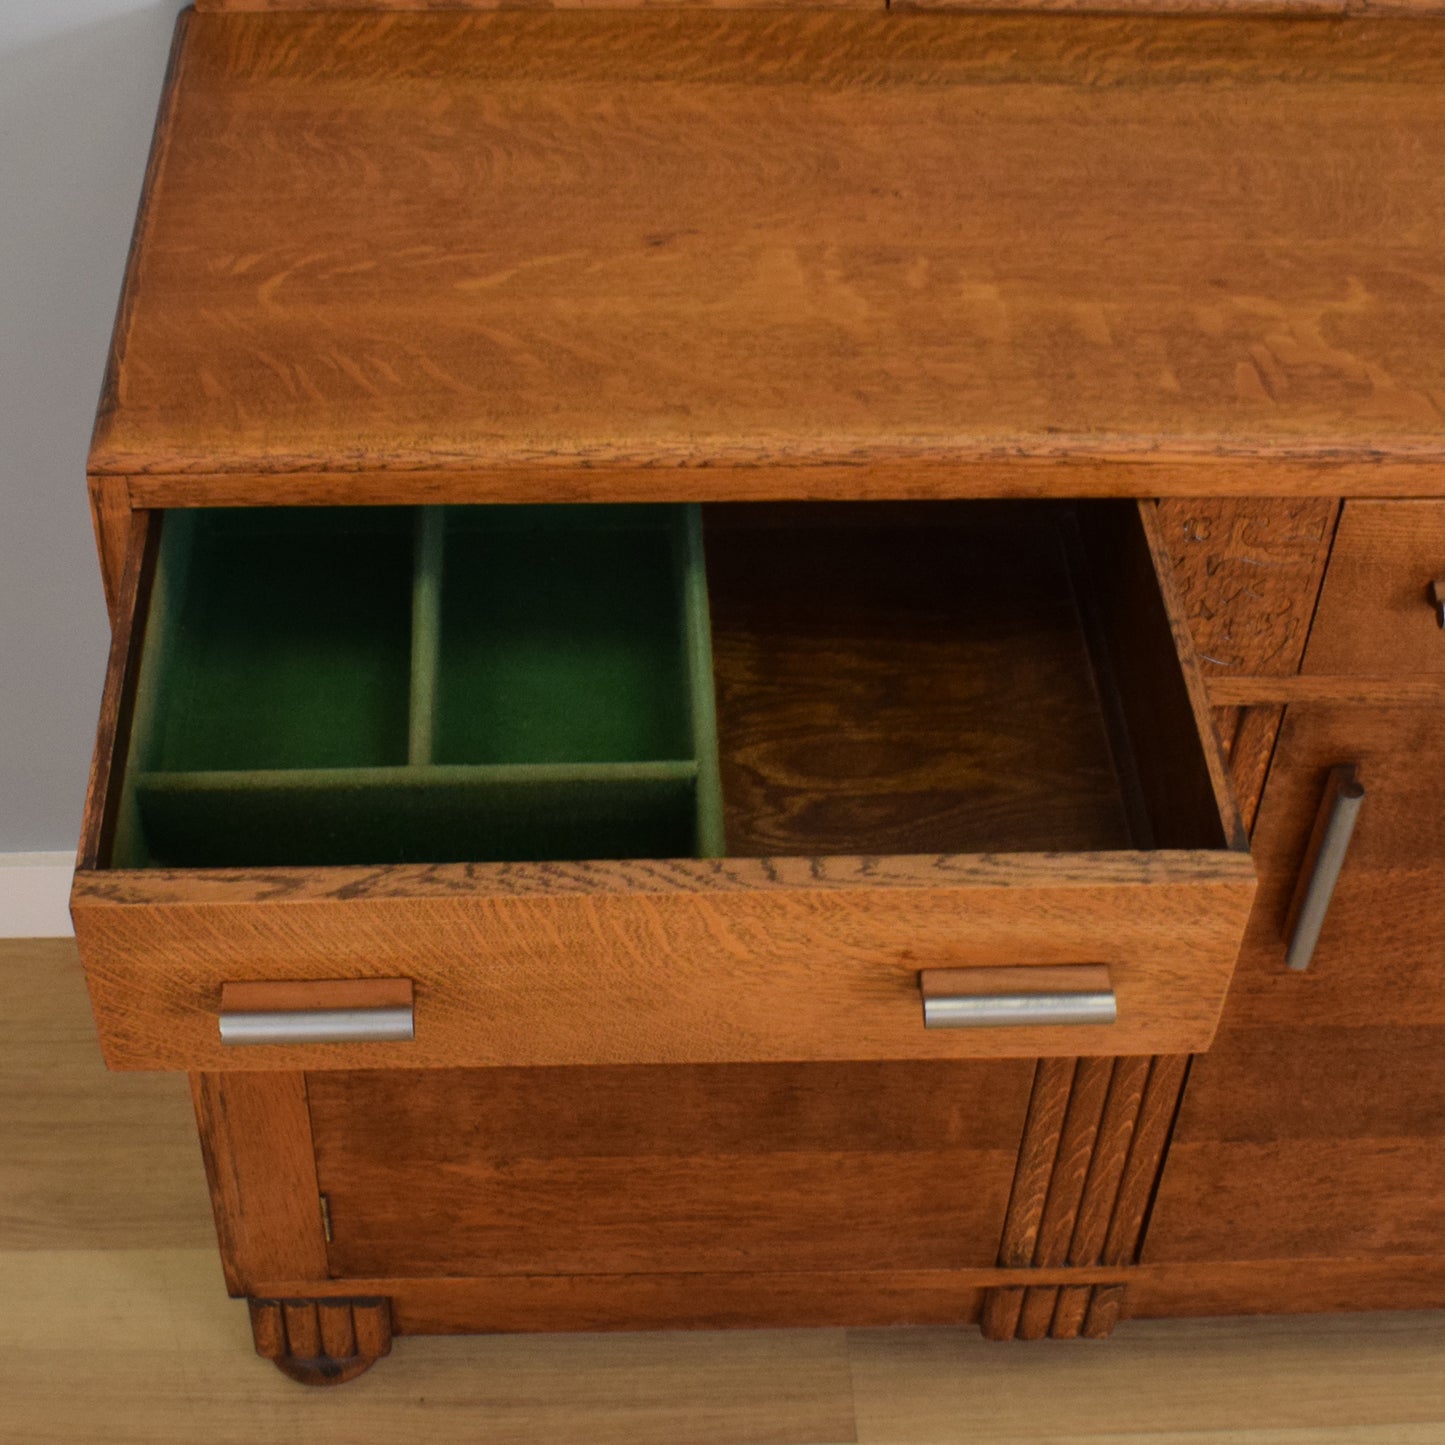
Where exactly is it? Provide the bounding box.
[113,505,720,868]
[105,500,1230,869]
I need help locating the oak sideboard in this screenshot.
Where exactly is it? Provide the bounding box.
[73,1,1445,1384]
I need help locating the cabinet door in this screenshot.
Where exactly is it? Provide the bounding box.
[306,1060,1033,1282]
[1146,705,1445,1264]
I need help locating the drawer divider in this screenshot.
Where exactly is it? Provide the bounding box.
[408,507,447,766]
[680,505,725,859]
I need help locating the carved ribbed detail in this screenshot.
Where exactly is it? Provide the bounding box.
[249,1297,392,1386]
[981,1055,1190,1340]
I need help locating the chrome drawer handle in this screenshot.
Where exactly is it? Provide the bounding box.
[220,1007,414,1046]
[218,979,414,1046]
[919,965,1116,1029]
[1286,764,1365,973]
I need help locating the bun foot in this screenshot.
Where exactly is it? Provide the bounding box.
[249,1296,393,1386]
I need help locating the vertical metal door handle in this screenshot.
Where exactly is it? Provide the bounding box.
[1285,765,1365,972]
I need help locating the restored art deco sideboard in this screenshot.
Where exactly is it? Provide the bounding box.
[73,0,1445,1384]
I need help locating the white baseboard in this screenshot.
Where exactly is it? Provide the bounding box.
[0,852,76,938]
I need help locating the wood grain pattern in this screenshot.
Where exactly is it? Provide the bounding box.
[86,476,133,628]
[1050,1283,1092,1337]
[198,0,1445,10]
[116,458,1445,508]
[1033,1058,1115,1267]
[200,0,881,8]
[1147,704,1445,1265]
[247,1269,1132,1332]
[219,978,414,1014]
[72,851,1255,1071]
[190,1072,327,1294]
[308,1061,1029,1277]
[1216,703,1284,829]
[1209,674,1445,705]
[1154,497,1338,678]
[1082,1282,1127,1337]
[1128,1257,1445,1319]
[1102,1053,1189,1267]
[982,1054,1171,1339]
[76,511,156,873]
[903,0,1445,8]
[997,1058,1075,1270]
[1068,1054,1152,1266]
[1150,1138,1445,1261]
[979,1048,1188,1338]
[1172,705,1445,1031]
[1304,501,1445,675]
[1016,1286,1062,1340]
[1097,500,1246,851]
[705,504,1137,857]
[91,11,1445,493]
[90,7,189,481]
[249,1297,392,1386]
[978,1285,1026,1341]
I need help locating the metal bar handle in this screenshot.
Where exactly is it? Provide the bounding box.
[1285,764,1366,973]
[219,979,415,1047]
[920,965,1116,1030]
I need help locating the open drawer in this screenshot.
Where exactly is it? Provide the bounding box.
[73,500,1254,1071]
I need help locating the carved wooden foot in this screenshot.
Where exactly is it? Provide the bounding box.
[980,1283,1126,1340]
[249,1297,393,1386]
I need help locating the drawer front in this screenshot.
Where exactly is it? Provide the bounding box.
[73,853,1254,1071]
[1304,501,1445,676]
[74,500,1254,1071]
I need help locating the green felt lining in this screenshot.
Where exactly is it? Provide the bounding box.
[132,764,700,867]
[112,504,722,870]
[433,508,693,767]
[142,508,416,772]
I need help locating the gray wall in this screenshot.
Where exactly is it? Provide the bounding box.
[0,1,187,850]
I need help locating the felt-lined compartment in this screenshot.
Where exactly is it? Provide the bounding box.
[140,508,416,773]
[132,764,700,868]
[433,507,695,767]
[114,505,720,869]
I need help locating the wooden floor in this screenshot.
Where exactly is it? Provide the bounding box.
[5,939,1445,1444]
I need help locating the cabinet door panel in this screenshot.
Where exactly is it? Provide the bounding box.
[308,1060,1032,1278]
[1146,705,1445,1263]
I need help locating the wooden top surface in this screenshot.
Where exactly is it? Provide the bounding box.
[94,10,1445,497]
